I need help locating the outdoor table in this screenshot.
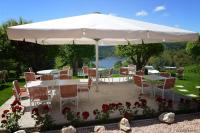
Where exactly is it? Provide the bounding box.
[148,70,160,75]
[164,66,177,70]
[90,68,107,71]
[37,69,59,75]
[26,79,80,88]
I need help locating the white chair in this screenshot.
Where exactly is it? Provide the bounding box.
[59,84,78,113]
[157,77,176,99]
[133,75,150,94]
[78,78,93,99]
[13,80,29,101]
[28,86,52,108]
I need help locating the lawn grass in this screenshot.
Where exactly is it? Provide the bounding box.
[174,65,200,99]
[0,79,25,106]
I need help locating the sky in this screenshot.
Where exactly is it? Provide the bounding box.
[0,0,199,32]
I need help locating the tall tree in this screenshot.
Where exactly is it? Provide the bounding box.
[116,41,164,70]
[59,45,95,74]
[0,18,59,77]
[0,18,30,76]
[186,35,200,61]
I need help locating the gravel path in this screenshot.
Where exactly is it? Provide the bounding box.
[76,113,200,133]
[44,113,200,133]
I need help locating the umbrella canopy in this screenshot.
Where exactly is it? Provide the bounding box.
[7,13,198,45]
[7,13,199,90]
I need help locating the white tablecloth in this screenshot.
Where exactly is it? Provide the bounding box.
[26,79,80,88]
[37,69,59,75]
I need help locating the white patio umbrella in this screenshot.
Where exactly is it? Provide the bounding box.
[7,13,199,89]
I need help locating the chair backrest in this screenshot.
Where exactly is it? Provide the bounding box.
[59,69,69,75]
[13,80,21,99]
[59,74,72,80]
[24,72,36,82]
[163,77,176,89]
[40,74,54,80]
[133,75,142,87]
[120,67,129,75]
[60,85,77,98]
[136,70,144,76]
[82,66,89,75]
[88,69,96,77]
[28,87,48,100]
[160,72,171,78]
[29,67,33,72]
[128,64,136,71]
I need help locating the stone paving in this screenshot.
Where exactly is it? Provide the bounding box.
[0,77,181,129]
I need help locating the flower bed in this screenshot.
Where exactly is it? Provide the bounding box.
[1,96,200,132]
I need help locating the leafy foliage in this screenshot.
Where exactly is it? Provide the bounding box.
[0,18,59,77]
[116,42,164,70]
[186,41,200,60]
[31,105,54,131]
[1,99,24,133]
[58,45,95,74]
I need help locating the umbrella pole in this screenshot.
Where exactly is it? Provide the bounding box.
[95,39,99,92]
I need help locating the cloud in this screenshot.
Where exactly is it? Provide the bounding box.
[136,10,148,16]
[108,13,117,16]
[154,5,166,12]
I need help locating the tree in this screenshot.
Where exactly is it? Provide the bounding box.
[59,45,95,74]
[0,18,31,77]
[186,37,200,61]
[116,41,164,70]
[0,18,59,77]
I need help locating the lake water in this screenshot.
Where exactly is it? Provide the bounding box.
[94,56,125,68]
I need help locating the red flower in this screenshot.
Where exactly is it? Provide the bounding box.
[3,110,9,114]
[102,104,109,113]
[93,109,98,115]
[1,114,5,118]
[82,111,89,120]
[43,104,49,112]
[109,103,116,110]
[134,102,140,107]
[62,107,71,114]
[76,112,80,116]
[140,99,147,107]
[156,96,163,103]
[125,102,131,108]
[32,108,39,116]
[12,105,22,113]
[11,99,21,106]
[1,120,7,124]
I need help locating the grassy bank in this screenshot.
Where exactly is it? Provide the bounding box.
[0,79,25,106]
[174,65,200,98]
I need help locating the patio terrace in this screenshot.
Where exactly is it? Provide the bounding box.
[0,77,161,128]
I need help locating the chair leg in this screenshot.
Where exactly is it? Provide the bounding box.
[60,99,62,113]
[141,87,144,94]
[162,88,165,99]
[76,97,78,111]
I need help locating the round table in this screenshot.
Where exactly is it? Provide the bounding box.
[37,69,59,75]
